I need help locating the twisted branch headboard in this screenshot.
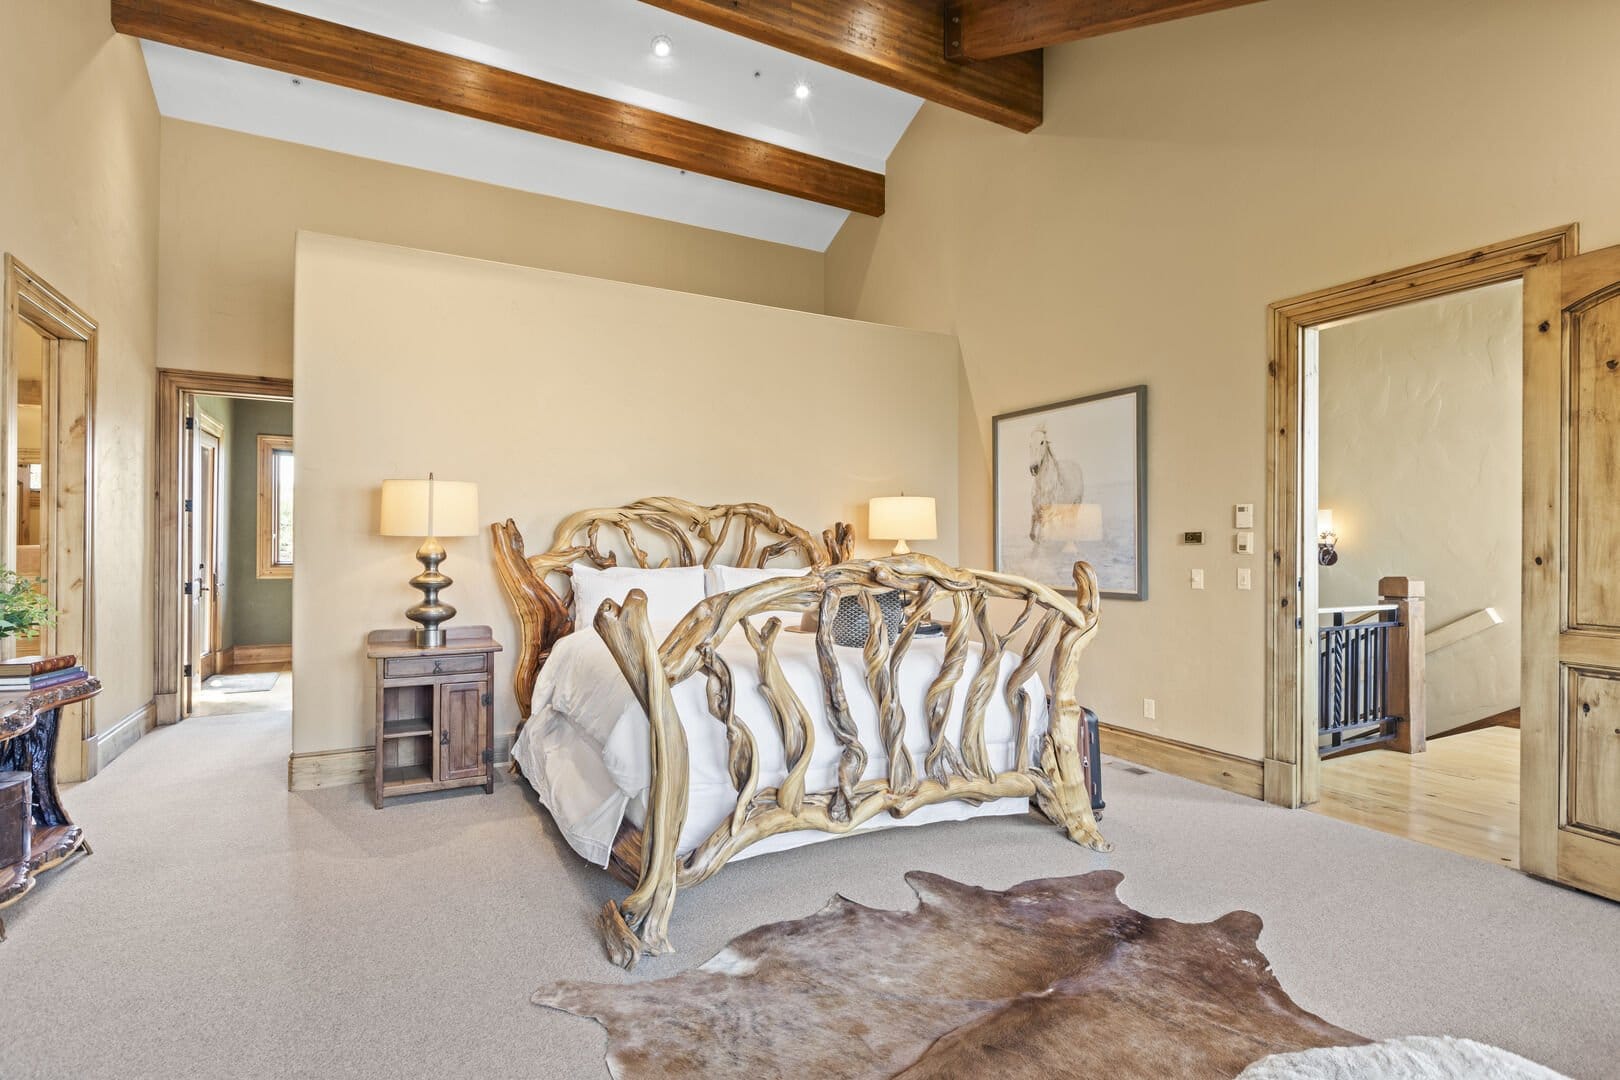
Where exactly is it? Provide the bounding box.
[490,497,850,718]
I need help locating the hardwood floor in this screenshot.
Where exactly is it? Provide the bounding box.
[1310,727,1520,868]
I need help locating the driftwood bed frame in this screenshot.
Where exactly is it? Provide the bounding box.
[491,498,1109,968]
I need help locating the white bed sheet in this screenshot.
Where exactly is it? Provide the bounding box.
[511,624,1047,867]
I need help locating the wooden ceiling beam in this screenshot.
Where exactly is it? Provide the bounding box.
[945,0,1268,61]
[639,0,1043,133]
[111,0,885,216]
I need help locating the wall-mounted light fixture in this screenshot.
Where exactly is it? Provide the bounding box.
[1317,508,1339,566]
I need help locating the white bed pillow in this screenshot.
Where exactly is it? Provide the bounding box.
[708,564,812,629]
[570,564,707,629]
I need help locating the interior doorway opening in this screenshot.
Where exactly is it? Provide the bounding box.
[1263,227,1577,847]
[3,256,95,780]
[1305,282,1524,867]
[182,393,294,719]
[155,371,293,726]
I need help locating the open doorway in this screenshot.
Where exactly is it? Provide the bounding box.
[155,371,293,726]
[1263,227,1577,864]
[1306,281,1523,866]
[3,257,95,779]
[185,394,293,719]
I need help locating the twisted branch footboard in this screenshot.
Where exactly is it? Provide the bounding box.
[591,553,1109,969]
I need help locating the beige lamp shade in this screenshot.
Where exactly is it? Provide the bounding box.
[379,478,480,538]
[1048,503,1104,543]
[869,496,938,541]
[1317,508,1335,539]
[869,495,936,555]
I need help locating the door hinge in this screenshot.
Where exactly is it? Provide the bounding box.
[184,416,195,430]
[184,498,194,513]
[481,748,494,765]
[183,663,193,677]
[183,580,193,595]
[1296,616,1303,630]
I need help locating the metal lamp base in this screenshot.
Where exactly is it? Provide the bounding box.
[406,536,457,648]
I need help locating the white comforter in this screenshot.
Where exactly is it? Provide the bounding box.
[511,625,1048,866]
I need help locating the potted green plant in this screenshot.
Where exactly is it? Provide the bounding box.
[0,569,57,642]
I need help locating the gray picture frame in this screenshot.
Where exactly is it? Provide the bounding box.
[992,385,1149,601]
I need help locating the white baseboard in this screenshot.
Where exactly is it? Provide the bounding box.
[288,735,516,792]
[85,700,155,777]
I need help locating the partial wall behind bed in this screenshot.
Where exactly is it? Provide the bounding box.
[291,232,961,767]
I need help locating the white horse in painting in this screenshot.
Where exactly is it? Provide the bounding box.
[1028,424,1085,543]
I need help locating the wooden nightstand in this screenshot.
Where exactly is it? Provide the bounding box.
[365,625,502,809]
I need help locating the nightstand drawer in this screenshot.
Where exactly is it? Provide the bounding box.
[383,653,488,679]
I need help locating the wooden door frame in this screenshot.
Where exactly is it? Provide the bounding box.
[155,369,292,725]
[3,256,96,781]
[1264,226,1578,808]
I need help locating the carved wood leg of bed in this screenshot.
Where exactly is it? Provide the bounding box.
[1033,582,1111,852]
[594,591,691,970]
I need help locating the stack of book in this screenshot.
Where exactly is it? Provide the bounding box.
[0,655,86,697]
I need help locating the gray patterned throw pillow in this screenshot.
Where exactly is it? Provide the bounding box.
[831,591,906,648]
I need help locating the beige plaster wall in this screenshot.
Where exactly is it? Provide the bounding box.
[158,119,827,381]
[1319,282,1521,736]
[826,0,1620,759]
[292,233,960,758]
[0,1,160,739]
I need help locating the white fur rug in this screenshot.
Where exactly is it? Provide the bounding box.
[1239,1036,1568,1079]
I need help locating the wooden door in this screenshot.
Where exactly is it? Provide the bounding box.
[181,399,199,714]
[196,433,223,679]
[1523,245,1620,900]
[438,681,486,781]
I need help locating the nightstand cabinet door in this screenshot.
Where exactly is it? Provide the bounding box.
[439,681,488,781]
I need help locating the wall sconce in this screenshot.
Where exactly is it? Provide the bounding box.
[1317,508,1339,566]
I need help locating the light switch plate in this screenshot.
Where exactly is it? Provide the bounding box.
[1191,568,1205,590]
[1235,531,1255,554]
[1234,503,1255,529]
[1237,567,1252,590]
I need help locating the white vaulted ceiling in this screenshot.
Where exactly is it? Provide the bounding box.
[140,0,925,250]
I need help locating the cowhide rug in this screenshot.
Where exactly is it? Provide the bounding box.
[535,870,1367,1079]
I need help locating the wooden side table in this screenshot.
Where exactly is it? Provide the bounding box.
[365,626,502,809]
[0,675,102,939]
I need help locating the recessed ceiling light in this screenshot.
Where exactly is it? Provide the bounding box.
[651,35,673,59]
[793,81,811,101]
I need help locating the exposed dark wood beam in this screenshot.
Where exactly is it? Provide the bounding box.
[111,0,884,216]
[946,0,1267,61]
[639,0,1043,133]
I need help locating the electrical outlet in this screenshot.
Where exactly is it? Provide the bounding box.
[1143,698,1156,721]
[1191,568,1205,590]
[1237,567,1252,590]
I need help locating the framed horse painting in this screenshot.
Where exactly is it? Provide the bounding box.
[993,385,1148,601]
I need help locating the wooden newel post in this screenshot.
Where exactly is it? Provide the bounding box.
[1380,576,1426,754]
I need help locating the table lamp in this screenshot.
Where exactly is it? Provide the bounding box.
[380,475,479,647]
[868,495,937,555]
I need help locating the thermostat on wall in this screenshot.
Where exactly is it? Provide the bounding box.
[1182,531,1204,545]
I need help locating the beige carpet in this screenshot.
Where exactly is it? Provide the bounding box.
[1,688,1614,1079]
